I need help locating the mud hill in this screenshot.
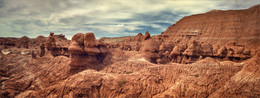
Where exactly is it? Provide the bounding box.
[163,4,260,49]
[0,5,260,98]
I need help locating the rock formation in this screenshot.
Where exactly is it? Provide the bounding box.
[68,32,110,71]
[167,40,251,64]
[144,31,151,40]
[45,32,56,51]
[135,33,143,41]
[0,4,259,98]
[163,4,260,49]
[38,32,70,57]
[141,36,160,63]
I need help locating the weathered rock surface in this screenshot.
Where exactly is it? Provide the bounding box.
[39,32,70,57]
[7,50,258,98]
[0,4,259,98]
[68,32,110,71]
[163,4,260,49]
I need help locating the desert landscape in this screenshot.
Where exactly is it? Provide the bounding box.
[0,2,260,98]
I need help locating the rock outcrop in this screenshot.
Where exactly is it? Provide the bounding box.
[157,4,259,64]
[167,40,251,64]
[45,32,56,51]
[68,32,110,71]
[144,31,151,40]
[39,32,70,57]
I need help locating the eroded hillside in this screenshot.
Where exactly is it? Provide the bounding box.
[0,5,260,98]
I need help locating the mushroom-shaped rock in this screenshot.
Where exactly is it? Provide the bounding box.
[144,31,151,40]
[68,32,110,71]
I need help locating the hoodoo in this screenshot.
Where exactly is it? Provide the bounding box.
[68,32,110,71]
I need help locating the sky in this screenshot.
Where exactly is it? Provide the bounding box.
[0,0,259,39]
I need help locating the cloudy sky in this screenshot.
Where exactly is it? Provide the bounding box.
[0,0,259,39]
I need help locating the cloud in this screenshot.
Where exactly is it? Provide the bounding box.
[0,0,259,39]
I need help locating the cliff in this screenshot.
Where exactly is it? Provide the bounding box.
[163,4,260,49]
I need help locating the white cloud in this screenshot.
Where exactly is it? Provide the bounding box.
[0,0,259,39]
